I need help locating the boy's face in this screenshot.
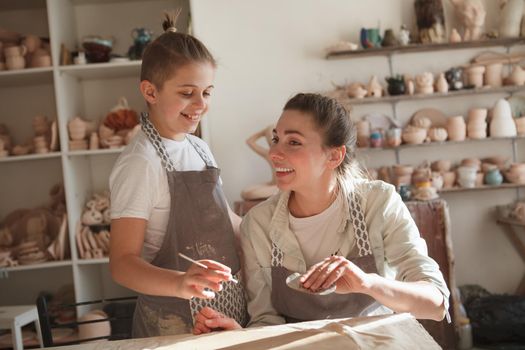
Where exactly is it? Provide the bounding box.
[145,62,215,140]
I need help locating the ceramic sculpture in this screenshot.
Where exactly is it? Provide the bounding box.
[449,0,486,41]
[499,0,524,38]
[414,0,446,43]
[240,125,279,200]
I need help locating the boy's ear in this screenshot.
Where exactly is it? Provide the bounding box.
[140,80,157,104]
[327,145,346,169]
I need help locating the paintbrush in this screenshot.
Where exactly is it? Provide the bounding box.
[178,252,238,284]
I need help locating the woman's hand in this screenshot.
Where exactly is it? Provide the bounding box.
[300,255,372,294]
[192,306,242,335]
[176,260,234,300]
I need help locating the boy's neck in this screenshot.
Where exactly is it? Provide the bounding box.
[148,111,186,141]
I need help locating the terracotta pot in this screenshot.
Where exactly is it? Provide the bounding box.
[515,117,525,136]
[6,56,25,70]
[484,63,503,87]
[431,159,452,172]
[466,65,485,87]
[447,116,466,141]
[442,171,456,188]
[402,126,427,144]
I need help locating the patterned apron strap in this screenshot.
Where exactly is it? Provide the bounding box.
[186,137,214,168]
[140,112,176,172]
[271,242,284,267]
[349,191,373,257]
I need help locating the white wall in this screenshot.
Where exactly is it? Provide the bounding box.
[190,0,525,294]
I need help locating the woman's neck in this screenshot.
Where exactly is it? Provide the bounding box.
[288,181,339,218]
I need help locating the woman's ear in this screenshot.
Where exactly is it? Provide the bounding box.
[140,80,158,104]
[327,145,346,169]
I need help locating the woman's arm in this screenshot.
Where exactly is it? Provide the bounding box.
[109,217,233,299]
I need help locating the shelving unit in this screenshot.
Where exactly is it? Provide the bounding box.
[0,0,191,308]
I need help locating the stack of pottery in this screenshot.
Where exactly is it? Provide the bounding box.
[490,99,517,137]
[431,160,455,188]
[467,108,487,139]
[68,117,88,151]
[402,125,427,144]
[392,164,413,187]
[505,163,525,184]
[465,65,485,88]
[4,45,26,70]
[356,120,370,147]
[457,166,477,188]
[515,117,525,136]
[446,116,467,141]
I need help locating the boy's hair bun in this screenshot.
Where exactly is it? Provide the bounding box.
[162,9,181,33]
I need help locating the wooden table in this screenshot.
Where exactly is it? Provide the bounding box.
[496,216,525,295]
[46,313,439,350]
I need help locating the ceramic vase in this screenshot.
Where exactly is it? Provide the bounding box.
[499,0,524,38]
[484,63,503,87]
[447,116,467,141]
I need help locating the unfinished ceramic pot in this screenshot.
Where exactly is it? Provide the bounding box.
[78,310,110,340]
[484,63,503,87]
[68,117,87,141]
[490,99,517,137]
[443,171,457,188]
[515,117,525,136]
[509,65,525,86]
[465,65,485,88]
[450,28,462,42]
[457,166,477,188]
[446,116,467,141]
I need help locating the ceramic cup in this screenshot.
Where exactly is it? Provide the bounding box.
[4,45,27,58]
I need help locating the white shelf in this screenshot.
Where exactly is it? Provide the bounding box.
[77,258,109,265]
[58,61,142,80]
[0,67,53,87]
[440,183,525,194]
[1,260,72,273]
[67,148,124,156]
[0,152,61,163]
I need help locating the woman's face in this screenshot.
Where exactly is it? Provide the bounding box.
[269,110,333,193]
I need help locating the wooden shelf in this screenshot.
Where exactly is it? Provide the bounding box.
[0,152,61,163]
[358,135,525,153]
[440,183,525,194]
[497,217,525,227]
[326,38,525,59]
[336,85,525,106]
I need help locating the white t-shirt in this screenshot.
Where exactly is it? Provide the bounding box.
[289,192,345,268]
[109,129,218,262]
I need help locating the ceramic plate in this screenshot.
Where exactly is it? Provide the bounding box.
[285,272,336,296]
[411,108,448,128]
[506,95,525,118]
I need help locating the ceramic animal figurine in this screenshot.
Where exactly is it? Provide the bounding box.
[346,83,368,99]
[499,0,524,38]
[399,24,411,45]
[414,0,446,43]
[415,72,434,94]
[366,75,382,97]
[445,67,464,90]
[435,73,449,93]
[449,0,486,41]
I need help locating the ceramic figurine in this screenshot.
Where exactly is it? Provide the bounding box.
[346,82,368,99]
[240,125,279,200]
[450,28,462,43]
[435,73,449,93]
[399,25,411,46]
[366,75,382,97]
[509,65,525,85]
[382,29,398,47]
[385,75,406,95]
[445,67,464,90]
[449,0,486,41]
[415,72,434,94]
[414,0,447,43]
[499,0,524,38]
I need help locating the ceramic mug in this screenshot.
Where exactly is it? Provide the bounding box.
[6,56,25,70]
[4,45,27,58]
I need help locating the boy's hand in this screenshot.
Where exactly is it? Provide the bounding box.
[192,306,242,335]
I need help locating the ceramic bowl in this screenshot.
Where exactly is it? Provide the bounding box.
[393,164,414,176]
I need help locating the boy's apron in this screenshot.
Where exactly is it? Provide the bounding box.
[132,114,248,338]
[271,191,382,322]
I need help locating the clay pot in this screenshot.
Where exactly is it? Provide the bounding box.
[30,55,51,68]
[457,166,477,188]
[515,117,525,136]
[435,73,449,93]
[442,171,457,188]
[428,127,448,142]
[509,65,525,86]
[461,157,481,172]
[68,117,87,141]
[468,108,487,124]
[466,65,485,88]
[446,116,467,141]
[415,72,434,94]
[356,120,370,148]
[412,117,432,130]
[385,128,402,147]
[402,126,427,144]
[23,35,41,53]
[431,159,452,172]
[484,63,503,87]
[6,56,25,70]
[393,164,414,177]
[4,45,27,58]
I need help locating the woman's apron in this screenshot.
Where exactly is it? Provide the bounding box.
[271,191,383,322]
[132,114,248,337]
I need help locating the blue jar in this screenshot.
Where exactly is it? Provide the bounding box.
[484,168,503,185]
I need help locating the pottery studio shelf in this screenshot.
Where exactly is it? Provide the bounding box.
[0,67,54,87]
[326,37,525,59]
[0,260,72,274]
[0,151,61,163]
[66,148,124,157]
[337,85,525,106]
[76,257,109,265]
[439,183,525,194]
[358,135,525,153]
[58,60,141,80]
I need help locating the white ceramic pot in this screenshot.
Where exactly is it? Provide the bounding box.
[490,99,517,137]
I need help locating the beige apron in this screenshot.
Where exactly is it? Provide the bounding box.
[271,191,383,323]
[132,113,248,338]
